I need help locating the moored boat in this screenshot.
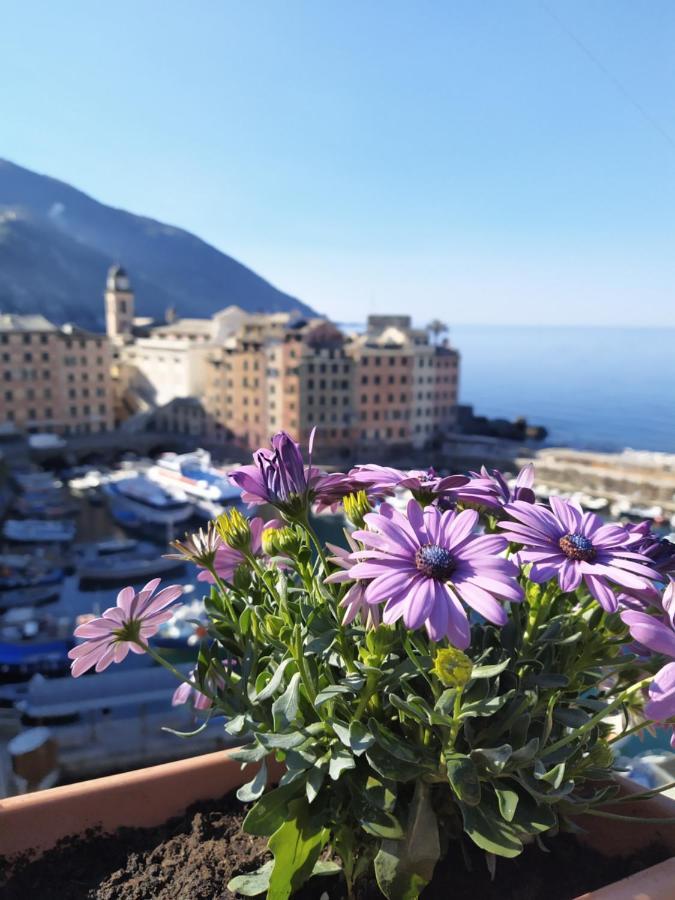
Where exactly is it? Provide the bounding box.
[2,519,75,544]
[0,586,61,612]
[7,664,232,779]
[102,473,193,526]
[78,553,185,586]
[148,449,242,504]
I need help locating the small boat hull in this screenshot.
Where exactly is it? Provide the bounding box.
[78,556,185,586]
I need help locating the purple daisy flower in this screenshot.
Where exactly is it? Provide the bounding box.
[325,536,381,628]
[348,464,494,514]
[499,497,659,613]
[622,582,675,748]
[229,428,356,515]
[197,517,279,584]
[619,523,675,608]
[172,668,225,710]
[68,579,183,677]
[470,463,536,507]
[347,499,523,648]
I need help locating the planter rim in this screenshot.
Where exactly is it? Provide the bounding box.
[0,751,672,899]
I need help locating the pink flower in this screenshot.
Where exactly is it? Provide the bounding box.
[68,579,183,677]
[325,537,381,628]
[197,517,280,584]
[172,668,224,710]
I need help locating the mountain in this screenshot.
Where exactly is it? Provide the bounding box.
[0,159,315,330]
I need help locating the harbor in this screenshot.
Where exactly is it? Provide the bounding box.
[0,449,256,795]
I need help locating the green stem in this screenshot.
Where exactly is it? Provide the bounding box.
[354,671,379,721]
[582,809,675,824]
[541,677,652,759]
[448,686,464,747]
[246,552,279,605]
[209,570,238,622]
[293,625,317,703]
[137,640,218,703]
[601,780,675,804]
[302,514,330,575]
[608,718,654,745]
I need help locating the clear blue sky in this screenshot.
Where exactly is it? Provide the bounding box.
[2,1,675,326]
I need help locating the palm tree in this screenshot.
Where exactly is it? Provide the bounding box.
[426,319,448,344]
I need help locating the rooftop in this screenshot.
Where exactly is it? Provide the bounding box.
[0,313,58,333]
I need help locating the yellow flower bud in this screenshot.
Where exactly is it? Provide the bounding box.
[343,490,372,529]
[215,508,251,552]
[432,647,473,689]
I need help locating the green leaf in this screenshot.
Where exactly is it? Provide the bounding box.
[471,744,513,775]
[509,738,540,767]
[510,789,557,834]
[369,719,419,763]
[257,731,306,750]
[535,761,566,789]
[332,720,352,747]
[315,683,357,706]
[389,694,430,725]
[230,742,267,764]
[471,658,511,678]
[312,859,343,876]
[236,760,268,802]
[255,658,294,701]
[460,794,523,859]
[224,714,247,735]
[460,691,515,719]
[359,807,405,839]
[243,781,304,836]
[329,747,355,781]
[364,775,397,812]
[495,787,519,822]
[348,720,376,755]
[445,753,481,806]
[267,799,330,900]
[374,781,441,900]
[227,859,273,896]
[272,672,302,730]
[366,745,425,783]
[305,762,327,803]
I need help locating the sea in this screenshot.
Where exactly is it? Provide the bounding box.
[448,325,675,454]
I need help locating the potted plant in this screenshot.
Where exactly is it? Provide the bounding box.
[2,432,674,898]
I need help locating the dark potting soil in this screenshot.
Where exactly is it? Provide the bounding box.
[0,791,669,900]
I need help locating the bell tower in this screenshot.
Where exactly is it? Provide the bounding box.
[105,264,134,340]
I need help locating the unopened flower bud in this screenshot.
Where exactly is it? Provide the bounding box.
[343,490,372,529]
[432,648,473,689]
[216,508,252,552]
[262,526,299,556]
[365,624,397,657]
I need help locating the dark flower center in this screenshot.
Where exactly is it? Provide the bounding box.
[559,533,596,562]
[415,543,455,580]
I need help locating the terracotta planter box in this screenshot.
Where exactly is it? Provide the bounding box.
[0,749,673,898]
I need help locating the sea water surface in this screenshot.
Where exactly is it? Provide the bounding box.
[451,325,675,453]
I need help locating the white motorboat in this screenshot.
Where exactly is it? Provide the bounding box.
[102,473,193,525]
[6,664,234,784]
[148,449,242,504]
[2,519,76,544]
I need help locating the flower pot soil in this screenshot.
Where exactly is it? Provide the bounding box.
[0,790,669,900]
